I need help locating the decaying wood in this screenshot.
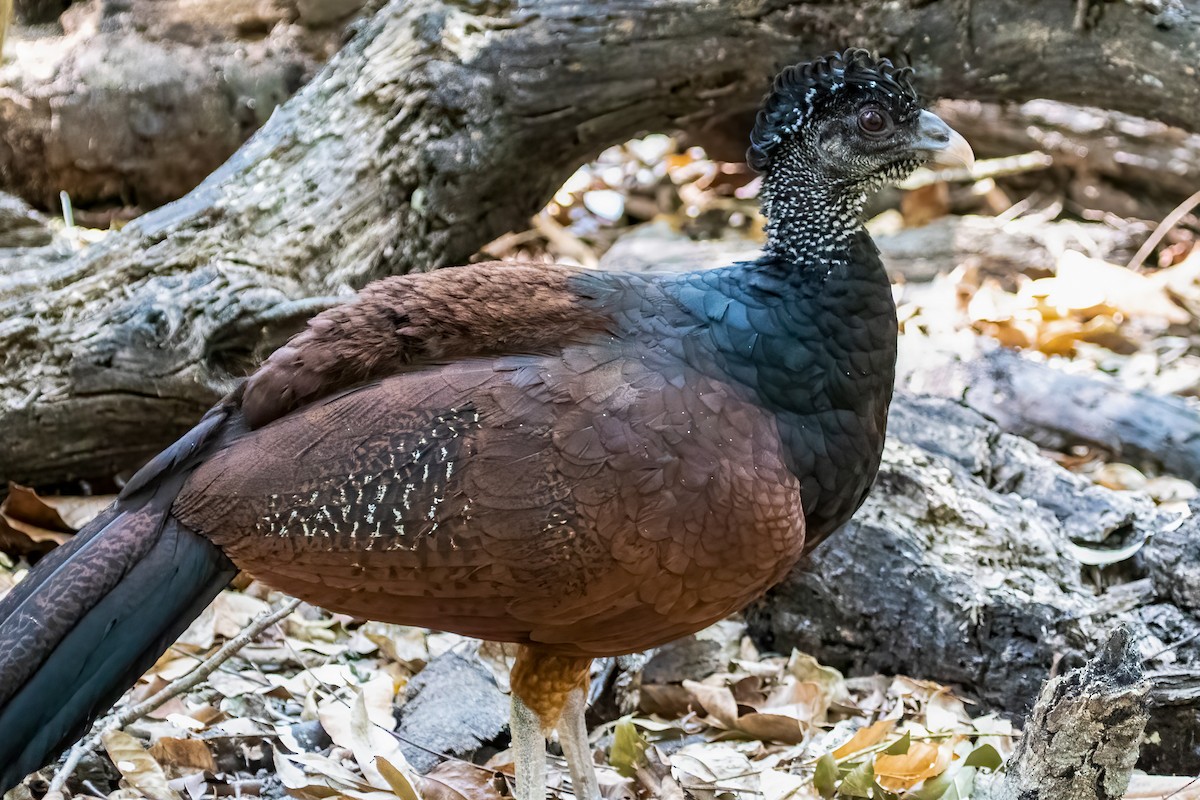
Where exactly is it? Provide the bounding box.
[3,0,1200,487]
[0,0,365,213]
[909,347,1200,485]
[936,99,1200,220]
[978,627,1150,800]
[745,394,1200,773]
[0,192,52,249]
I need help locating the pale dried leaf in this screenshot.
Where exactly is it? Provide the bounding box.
[101,729,181,800]
[681,680,739,729]
[1124,775,1200,799]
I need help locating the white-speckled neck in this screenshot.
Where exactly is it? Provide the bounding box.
[760,163,869,263]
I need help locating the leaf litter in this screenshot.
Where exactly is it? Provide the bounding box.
[5,124,1200,800]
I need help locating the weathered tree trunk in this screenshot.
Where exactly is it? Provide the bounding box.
[3,0,1200,483]
[911,347,1200,485]
[0,0,366,214]
[744,393,1200,774]
[935,99,1200,220]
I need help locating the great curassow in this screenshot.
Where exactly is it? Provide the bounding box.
[0,50,972,798]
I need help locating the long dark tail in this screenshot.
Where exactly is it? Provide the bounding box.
[0,407,238,791]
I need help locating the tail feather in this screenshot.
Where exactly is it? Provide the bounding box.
[0,501,234,790]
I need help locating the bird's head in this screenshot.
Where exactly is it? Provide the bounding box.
[748,49,973,191]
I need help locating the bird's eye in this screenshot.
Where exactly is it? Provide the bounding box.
[857,107,893,136]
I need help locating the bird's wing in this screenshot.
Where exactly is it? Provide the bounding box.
[174,343,804,656]
[239,262,615,428]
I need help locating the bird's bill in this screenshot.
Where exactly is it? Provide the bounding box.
[913,109,975,169]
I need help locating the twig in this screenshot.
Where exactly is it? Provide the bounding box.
[1127,187,1200,272]
[48,597,301,793]
[1164,775,1200,800]
[0,0,9,59]
[900,151,1053,191]
[1146,630,1200,662]
[530,214,599,269]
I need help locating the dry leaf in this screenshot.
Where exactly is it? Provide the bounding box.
[759,768,821,800]
[1,484,72,532]
[734,712,806,744]
[419,762,502,800]
[924,690,971,732]
[832,719,895,759]
[681,680,739,729]
[148,737,217,773]
[874,741,954,791]
[669,743,759,800]
[377,757,423,800]
[102,729,182,800]
[639,684,692,717]
[1057,251,1190,325]
[40,494,116,529]
[1124,775,1200,799]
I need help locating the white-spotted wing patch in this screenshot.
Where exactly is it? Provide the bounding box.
[254,406,482,553]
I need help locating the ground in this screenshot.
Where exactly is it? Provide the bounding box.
[3,113,1200,798]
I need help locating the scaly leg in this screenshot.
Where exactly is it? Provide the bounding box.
[555,686,601,800]
[511,693,547,800]
[510,646,593,800]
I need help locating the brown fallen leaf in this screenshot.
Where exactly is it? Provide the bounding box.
[639,684,692,717]
[873,740,954,791]
[2,484,73,532]
[419,761,504,800]
[148,737,217,773]
[102,729,182,800]
[832,718,895,759]
[734,712,806,744]
[0,516,68,558]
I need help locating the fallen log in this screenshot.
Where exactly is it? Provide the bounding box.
[599,215,1140,283]
[0,0,365,213]
[935,99,1200,220]
[745,394,1200,774]
[909,347,1200,485]
[5,0,1200,488]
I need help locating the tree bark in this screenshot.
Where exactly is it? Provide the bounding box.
[911,347,1200,485]
[978,627,1150,800]
[744,394,1200,774]
[0,0,365,214]
[4,0,1200,486]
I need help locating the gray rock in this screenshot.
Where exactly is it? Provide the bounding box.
[394,650,510,773]
[295,0,367,26]
[641,637,725,685]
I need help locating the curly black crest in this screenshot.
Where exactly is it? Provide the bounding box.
[747,49,919,172]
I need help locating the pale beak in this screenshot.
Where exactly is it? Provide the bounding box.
[913,109,975,169]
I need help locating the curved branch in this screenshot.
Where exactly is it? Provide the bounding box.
[3,0,1200,485]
